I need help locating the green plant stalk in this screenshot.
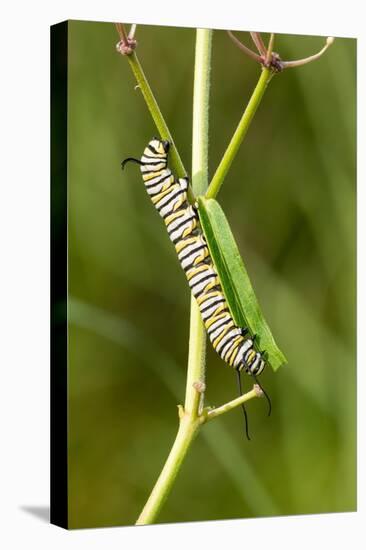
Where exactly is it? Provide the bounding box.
[127,52,195,202]
[206,66,272,199]
[205,386,262,422]
[191,29,212,196]
[184,28,212,415]
[135,29,212,525]
[127,52,186,177]
[135,411,202,525]
[184,296,207,417]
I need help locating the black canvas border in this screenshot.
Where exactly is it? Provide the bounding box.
[50,20,68,529]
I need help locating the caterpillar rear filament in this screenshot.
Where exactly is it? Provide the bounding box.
[122,138,270,436]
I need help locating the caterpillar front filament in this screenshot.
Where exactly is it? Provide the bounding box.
[122,138,266,379]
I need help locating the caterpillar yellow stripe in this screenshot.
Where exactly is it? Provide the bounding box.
[122,138,266,377]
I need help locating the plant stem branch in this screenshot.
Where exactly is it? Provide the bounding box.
[135,29,212,525]
[126,52,189,184]
[282,37,335,68]
[227,31,262,63]
[205,385,262,422]
[265,34,275,66]
[128,24,137,40]
[116,22,129,45]
[206,66,272,200]
[250,32,267,56]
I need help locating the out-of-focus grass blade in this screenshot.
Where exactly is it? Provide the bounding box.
[197,196,287,372]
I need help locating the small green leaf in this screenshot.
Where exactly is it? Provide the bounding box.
[197,196,287,372]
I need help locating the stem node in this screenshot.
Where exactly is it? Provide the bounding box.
[253,383,264,398]
[193,380,206,393]
[177,404,185,420]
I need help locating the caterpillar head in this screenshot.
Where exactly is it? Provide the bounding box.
[120,138,171,173]
[149,137,170,156]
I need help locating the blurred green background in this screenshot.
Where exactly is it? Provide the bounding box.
[65,20,356,528]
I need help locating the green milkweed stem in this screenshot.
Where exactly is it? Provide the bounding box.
[126,53,186,178]
[206,66,272,200]
[135,410,202,525]
[124,49,196,202]
[184,27,212,417]
[205,385,263,422]
[135,29,212,525]
[125,52,184,176]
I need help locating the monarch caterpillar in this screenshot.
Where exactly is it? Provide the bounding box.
[122,138,270,436]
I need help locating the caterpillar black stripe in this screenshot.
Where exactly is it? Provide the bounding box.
[122,138,267,379]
